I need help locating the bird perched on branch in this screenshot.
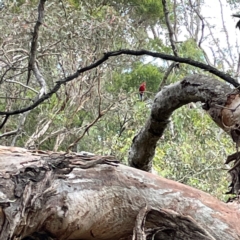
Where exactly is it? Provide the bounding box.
[139,82,146,101]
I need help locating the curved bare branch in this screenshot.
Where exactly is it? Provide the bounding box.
[0,49,238,126]
[128,74,232,172]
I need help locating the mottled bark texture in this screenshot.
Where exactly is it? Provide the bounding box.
[0,146,240,240]
[128,74,233,172]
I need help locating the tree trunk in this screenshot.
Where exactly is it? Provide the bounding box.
[0,146,239,240]
[128,74,233,172]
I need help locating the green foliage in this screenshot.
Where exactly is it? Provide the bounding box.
[128,0,165,19]
[227,0,240,7]
[68,0,81,9]
[150,38,173,54]
[0,0,236,202]
[93,98,151,162]
[153,105,234,200]
[178,39,205,61]
[106,62,164,96]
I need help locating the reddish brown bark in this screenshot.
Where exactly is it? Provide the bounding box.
[0,146,239,240]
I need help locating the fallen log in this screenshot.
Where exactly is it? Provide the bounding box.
[0,146,239,240]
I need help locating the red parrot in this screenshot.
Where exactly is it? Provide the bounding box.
[139,82,146,101]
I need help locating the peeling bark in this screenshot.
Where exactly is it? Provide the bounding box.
[0,146,239,240]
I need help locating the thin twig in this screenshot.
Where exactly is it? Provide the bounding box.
[0,96,33,101]
[67,101,116,152]
[0,115,9,129]
[162,0,178,57]
[218,0,234,64]
[6,80,38,93]
[27,0,47,100]
[189,0,205,47]
[158,62,176,91]
[59,0,68,21]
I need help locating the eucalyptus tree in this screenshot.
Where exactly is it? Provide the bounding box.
[0,1,240,239]
[0,0,240,200]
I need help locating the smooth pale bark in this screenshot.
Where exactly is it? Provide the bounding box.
[0,146,239,240]
[128,74,233,172]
